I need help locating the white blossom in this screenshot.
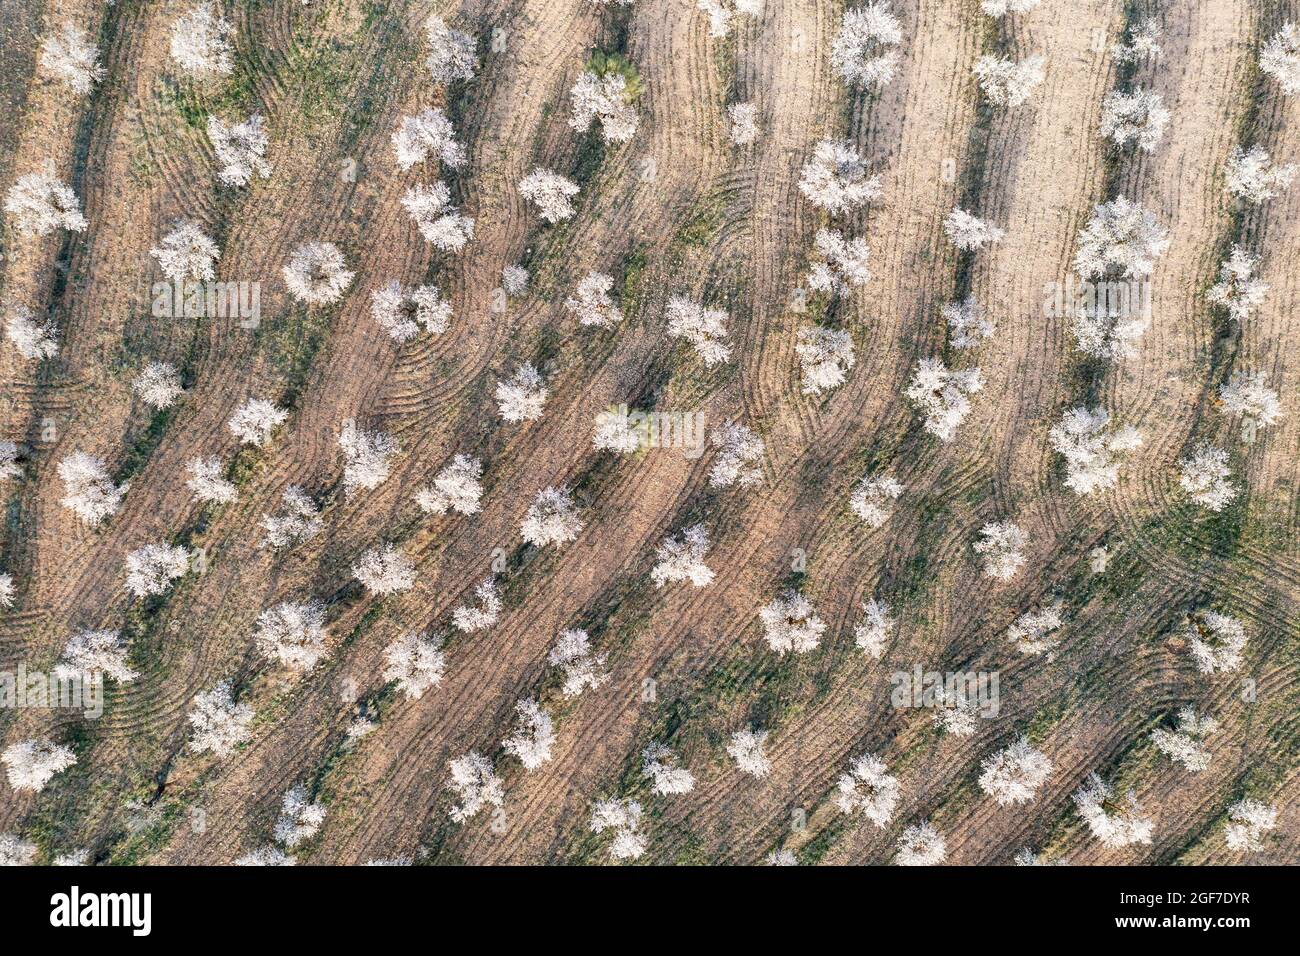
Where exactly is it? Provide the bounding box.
[1112,21,1161,62]
[973,54,1045,107]
[942,295,994,348]
[666,295,730,364]
[495,363,548,422]
[1177,444,1238,512]
[765,848,797,865]
[651,524,714,587]
[0,834,37,866]
[4,165,87,235]
[1072,773,1153,848]
[980,0,1040,16]
[187,680,253,756]
[569,71,638,144]
[519,168,579,223]
[933,688,979,737]
[807,228,871,296]
[228,397,287,447]
[169,3,234,79]
[727,728,770,777]
[728,102,758,145]
[565,271,623,328]
[1073,196,1169,280]
[1071,301,1147,361]
[830,3,902,89]
[58,452,126,525]
[709,421,764,489]
[207,114,272,187]
[273,786,326,848]
[1100,89,1170,151]
[391,108,465,170]
[415,455,483,516]
[370,281,452,341]
[352,544,416,596]
[835,753,899,826]
[520,487,583,548]
[254,600,328,672]
[151,220,220,285]
[642,743,695,795]
[1218,370,1282,441]
[759,590,825,654]
[979,738,1052,805]
[0,574,12,610]
[234,846,295,866]
[1151,708,1218,773]
[447,751,503,822]
[424,16,476,84]
[503,699,556,770]
[383,631,445,700]
[590,798,645,860]
[401,182,474,251]
[796,326,855,395]
[124,542,191,598]
[1185,610,1247,674]
[798,139,884,214]
[854,598,894,657]
[5,306,59,360]
[905,358,983,441]
[40,24,104,94]
[283,241,354,304]
[592,407,642,453]
[260,487,321,548]
[1007,603,1063,656]
[1048,406,1142,495]
[1207,245,1268,321]
[1225,799,1278,852]
[0,441,17,482]
[974,520,1027,581]
[943,207,1005,250]
[548,629,609,697]
[1261,22,1300,95]
[451,577,501,633]
[894,822,946,865]
[2,740,75,792]
[501,264,529,297]
[132,361,184,410]
[849,473,902,528]
[55,629,137,683]
[338,420,398,494]
[1224,145,1296,203]
[697,0,764,39]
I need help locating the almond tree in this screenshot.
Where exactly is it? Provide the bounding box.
[974,520,1027,581]
[709,421,764,488]
[759,590,825,654]
[943,207,1004,250]
[593,407,642,453]
[255,600,328,672]
[697,0,764,39]
[548,629,609,697]
[894,822,946,865]
[1007,602,1063,656]
[905,358,983,441]
[1071,301,1147,360]
[5,306,59,360]
[1225,799,1278,852]
[981,0,1041,15]
[228,397,288,446]
[933,689,978,736]
[170,3,234,79]
[234,846,295,866]
[58,452,127,525]
[0,574,12,609]
[1048,406,1142,495]
[565,271,623,327]
[401,182,474,250]
[495,363,548,421]
[666,294,730,364]
[642,743,695,795]
[54,629,137,683]
[370,281,452,341]
[942,295,994,348]
[798,139,884,214]
[502,264,529,297]
[273,786,326,849]
[1218,370,1282,441]
[391,108,465,169]
[850,473,902,528]
[973,54,1045,106]
[1177,443,1237,511]
[383,632,445,700]
[1072,773,1153,848]
[0,441,19,481]
[569,70,638,143]
[132,361,185,410]
[2,740,75,792]
[727,728,770,777]
[1112,20,1161,62]
[424,16,477,84]
[207,114,272,186]
[807,228,871,295]
[39,23,104,94]
[854,598,894,657]
[835,753,900,826]
[796,326,855,395]
[283,241,354,304]
[1151,708,1218,772]
[452,577,501,632]
[0,834,37,866]
[502,699,556,770]
[590,798,646,860]
[260,487,322,548]
[830,3,902,89]
[979,739,1052,805]
[728,102,757,145]
[519,168,579,223]
[1225,145,1297,203]
[650,524,714,587]
[1185,609,1247,674]
[352,545,416,596]
[151,220,220,284]
[339,420,398,494]
[765,849,797,865]
[4,164,87,235]
[1206,245,1267,321]
[415,455,483,515]
[188,680,254,756]
[124,543,191,598]
[1073,196,1169,279]
[521,487,583,548]
[1100,89,1170,151]
[447,751,504,822]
